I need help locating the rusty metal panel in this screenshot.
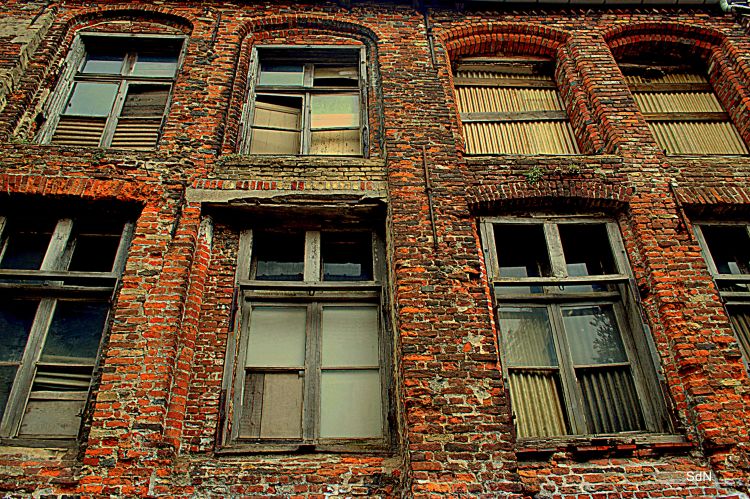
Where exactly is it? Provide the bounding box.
[464,121,580,155]
[456,86,564,113]
[633,92,723,114]
[577,366,644,434]
[649,121,748,155]
[509,370,567,438]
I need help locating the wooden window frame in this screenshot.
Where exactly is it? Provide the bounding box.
[694,222,750,364]
[37,33,186,150]
[239,45,369,157]
[219,228,390,453]
[480,215,670,442]
[453,56,579,155]
[0,215,133,442]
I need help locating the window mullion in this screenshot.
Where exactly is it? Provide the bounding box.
[0,298,57,438]
[303,302,321,443]
[548,303,587,435]
[41,218,74,271]
[480,221,500,281]
[230,301,253,443]
[302,92,312,154]
[544,223,567,278]
[304,231,321,282]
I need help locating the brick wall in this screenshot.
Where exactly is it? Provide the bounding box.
[0,1,749,497]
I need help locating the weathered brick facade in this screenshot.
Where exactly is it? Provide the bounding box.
[0,0,750,497]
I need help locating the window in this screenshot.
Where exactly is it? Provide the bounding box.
[240,46,367,156]
[621,59,748,155]
[453,56,579,155]
[39,34,184,150]
[222,227,387,451]
[0,211,133,440]
[695,223,750,362]
[480,217,668,439]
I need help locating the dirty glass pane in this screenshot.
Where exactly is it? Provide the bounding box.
[253,231,305,281]
[245,306,307,367]
[0,221,54,270]
[311,94,359,128]
[120,85,170,117]
[0,366,17,419]
[310,130,360,156]
[559,224,617,276]
[321,232,372,281]
[321,306,378,367]
[258,64,304,86]
[320,370,381,438]
[81,52,125,75]
[562,305,627,365]
[41,301,108,363]
[313,66,358,87]
[0,299,38,362]
[64,82,118,117]
[68,233,121,272]
[498,307,557,367]
[702,225,750,275]
[132,53,179,77]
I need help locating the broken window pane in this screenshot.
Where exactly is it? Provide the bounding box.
[40,301,108,364]
[0,366,16,420]
[727,306,750,362]
[494,224,551,279]
[559,224,617,276]
[702,225,750,275]
[132,53,179,78]
[320,370,382,438]
[0,299,38,362]
[64,82,119,117]
[498,306,557,367]
[313,66,358,87]
[245,306,307,367]
[120,85,170,117]
[0,221,54,270]
[253,231,305,281]
[258,64,304,86]
[562,305,627,365]
[321,306,378,367]
[240,372,303,439]
[321,232,373,281]
[68,234,121,272]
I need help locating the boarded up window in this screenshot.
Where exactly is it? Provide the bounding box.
[0,212,132,440]
[622,65,747,155]
[228,228,386,449]
[454,57,579,155]
[243,47,364,156]
[696,224,750,364]
[482,218,669,438]
[47,36,182,150]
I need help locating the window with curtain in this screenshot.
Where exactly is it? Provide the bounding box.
[480,217,669,438]
[453,56,579,155]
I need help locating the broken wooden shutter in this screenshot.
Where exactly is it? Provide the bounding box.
[454,59,579,155]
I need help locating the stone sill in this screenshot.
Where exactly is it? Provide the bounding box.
[516,433,691,460]
[217,154,386,169]
[465,154,623,166]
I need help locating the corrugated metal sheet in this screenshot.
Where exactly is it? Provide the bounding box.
[578,366,644,434]
[456,69,577,154]
[464,121,580,155]
[111,117,161,150]
[633,92,723,114]
[649,121,748,155]
[624,72,707,85]
[509,370,567,437]
[51,116,105,147]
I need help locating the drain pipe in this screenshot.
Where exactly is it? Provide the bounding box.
[420,1,438,69]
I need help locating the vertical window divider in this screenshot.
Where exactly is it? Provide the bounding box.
[303,302,320,443]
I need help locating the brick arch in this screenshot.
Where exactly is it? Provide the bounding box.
[466,181,631,213]
[0,174,156,204]
[237,14,378,44]
[56,7,195,36]
[436,22,569,61]
[604,22,726,62]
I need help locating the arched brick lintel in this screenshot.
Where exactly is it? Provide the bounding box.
[56,6,196,37]
[435,22,570,61]
[0,174,157,204]
[466,181,632,213]
[237,14,379,45]
[603,21,727,61]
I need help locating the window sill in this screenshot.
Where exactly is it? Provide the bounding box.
[0,437,78,449]
[216,439,390,456]
[216,154,385,169]
[516,433,691,460]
